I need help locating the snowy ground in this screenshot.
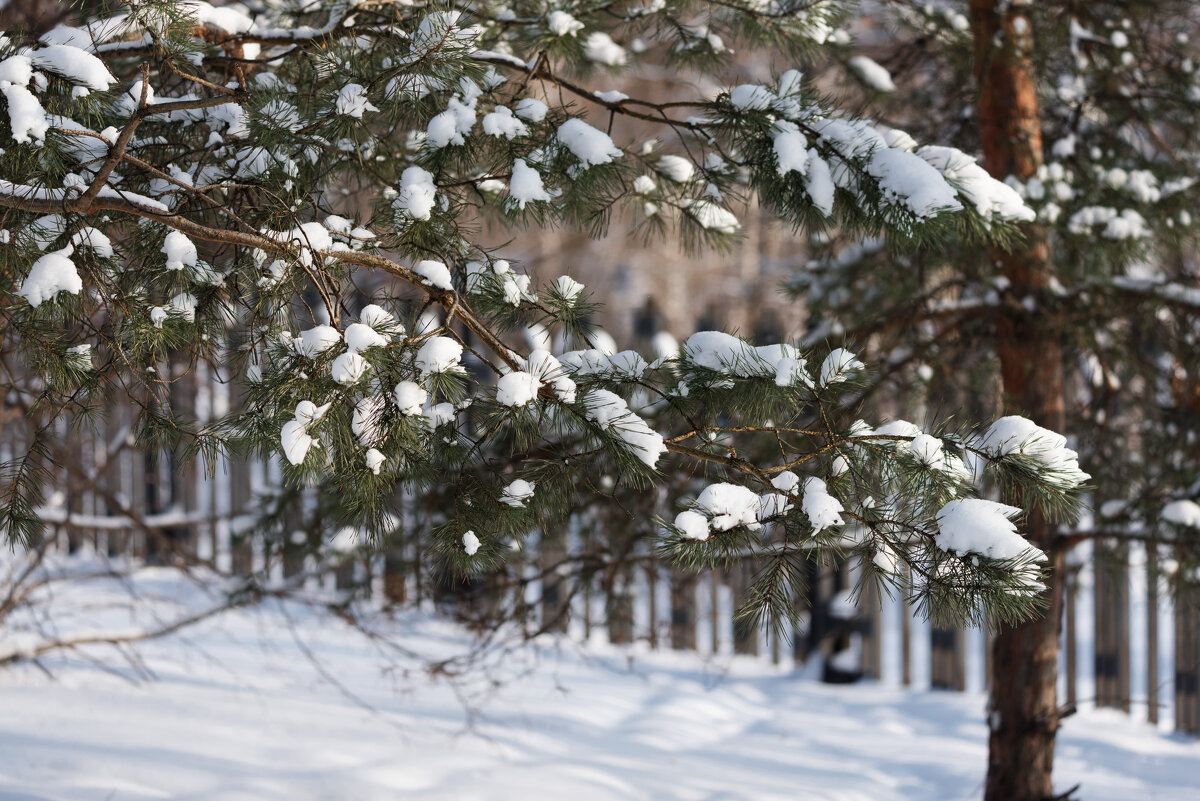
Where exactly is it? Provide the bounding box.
[0,563,1195,801]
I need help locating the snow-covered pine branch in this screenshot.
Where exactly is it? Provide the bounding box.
[0,0,1079,626]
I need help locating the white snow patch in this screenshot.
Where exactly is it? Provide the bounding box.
[500,479,536,507]
[935,498,1045,563]
[802,477,843,533]
[497,371,541,407]
[17,251,82,306]
[415,336,463,375]
[413,259,453,290]
[557,118,622,166]
[582,389,666,468]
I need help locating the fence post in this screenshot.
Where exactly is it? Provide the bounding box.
[1146,543,1159,725]
[901,566,912,686]
[670,571,698,651]
[606,561,635,645]
[860,572,882,679]
[930,623,965,691]
[540,533,569,633]
[334,556,356,592]
[1064,564,1078,708]
[646,557,659,648]
[579,529,594,641]
[1094,544,1131,711]
[710,567,722,655]
[792,563,811,665]
[1175,584,1199,734]
[731,557,758,656]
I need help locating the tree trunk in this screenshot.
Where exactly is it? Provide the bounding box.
[970,2,1067,800]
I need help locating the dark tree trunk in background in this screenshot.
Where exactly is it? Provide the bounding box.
[970,2,1067,800]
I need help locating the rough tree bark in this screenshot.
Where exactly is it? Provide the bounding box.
[970,2,1068,801]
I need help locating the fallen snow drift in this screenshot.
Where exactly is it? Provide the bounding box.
[0,563,1193,801]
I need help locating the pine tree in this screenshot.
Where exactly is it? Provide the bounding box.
[786,2,1200,798]
[0,0,1093,713]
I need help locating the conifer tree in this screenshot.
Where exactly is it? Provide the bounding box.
[787,2,1200,798]
[0,0,1094,738]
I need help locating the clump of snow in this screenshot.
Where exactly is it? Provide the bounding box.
[415,336,463,375]
[683,331,809,386]
[696,483,761,531]
[462,530,481,555]
[546,10,584,36]
[873,419,921,442]
[482,105,529,139]
[281,400,331,465]
[594,89,628,104]
[509,159,555,209]
[426,95,477,148]
[772,471,802,495]
[185,0,256,34]
[805,155,835,216]
[1162,499,1200,528]
[293,325,341,357]
[343,323,388,352]
[497,371,541,407]
[500,479,536,507]
[335,84,378,118]
[557,118,622,166]
[331,351,368,385]
[917,146,1036,223]
[980,416,1089,491]
[1067,206,1150,240]
[396,167,438,221]
[558,349,647,385]
[393,381,428,416]
[351,396,385,446]
[584,32,626,65]
[267,222,333,266]
[802,477,843,533]
[514,97,548,122]
[162,231,197,271]
[29,44,116,90]
[774,356,810,387]
[848,56,895,92]
[657,155,695,183]
[909,434,970,482]
[935,498,1045,563]
[910,433,945,467]
[413,260,453,291]
[365,448,385,475]
[729,84,774,110]
[169,292,196,322]
[673,509,710,540]
[773,123,810,176]
[17,251,82,307]
[329,526,363,554]
[360,304,397,331]
[424,402,457,428]
[2,84,50,143]
[819,348,864,386]
[583,389,666,468]
[527,349,576,403]
[684,199,739,233]
[0,55,33,87]
[554,275,584,304]
[866,148,962,218]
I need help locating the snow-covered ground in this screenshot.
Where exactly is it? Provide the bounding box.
[0,563,1194,801]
